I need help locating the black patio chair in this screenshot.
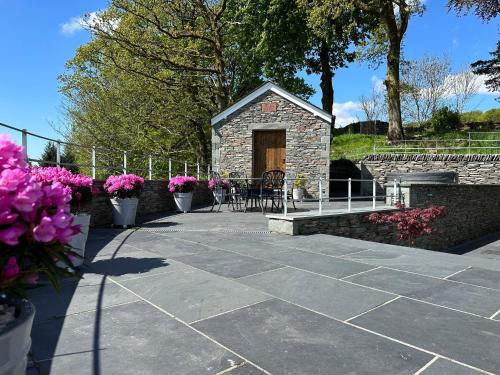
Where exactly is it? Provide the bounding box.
[209,171,226,212]
[228,172,248,211]
[258,170,285,214]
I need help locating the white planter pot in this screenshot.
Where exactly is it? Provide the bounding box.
[214,189,226,204]
[174,192,193,213]
[292,188,304,201]
[68,213,91,267]
[0,298,35,375]
[110,197,139,228]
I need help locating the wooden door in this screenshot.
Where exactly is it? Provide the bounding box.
[253,130,286,178]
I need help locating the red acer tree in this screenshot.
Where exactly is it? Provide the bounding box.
[368,203,446,246]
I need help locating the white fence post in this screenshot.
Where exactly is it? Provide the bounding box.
[91,147,96,180]
[148,155,152,180]
[123,151,127,175]
[393,179,397,204]
[21,129,28,162]
[318,177,323,215]
[348,178,352,212]
[207,164,211,180]
[196,161,200,180]
[168,158,172,180]
[283,177,288,217]
[184,161,187,176]
[56,141,61,167]
[372,178,376,209]
[468,132,471,154]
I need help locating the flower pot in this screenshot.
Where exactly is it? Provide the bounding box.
[174,192,193,213]
[214,189,226,204]
[0,298,35,375]
[110,197,139,228]
[68,213,91,267]
[292,188,304,201]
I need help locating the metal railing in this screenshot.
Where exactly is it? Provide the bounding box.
[339,132,500,160]
[0,122,212,180]
[219,176,401,217]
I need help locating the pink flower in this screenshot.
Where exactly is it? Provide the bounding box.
[1,257,20,281]
[0,223,25,246]
[33,216,57,242]
[104,174,144,198]
[26,274,39,285]
[168,175,198,193]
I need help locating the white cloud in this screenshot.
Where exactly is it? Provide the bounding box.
[476,74,499,95]
[332,101,361,127]
[371,75,384,91]
[61,11,118,35]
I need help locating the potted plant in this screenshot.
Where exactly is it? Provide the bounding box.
[168,175,198,213]
[104,174,144,228]
[293,173,306,201]
[0,135,80,375]
[31,167,94,267]
[208,178,230,204]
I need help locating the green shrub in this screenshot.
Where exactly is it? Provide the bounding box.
[460,110,483,123]
[294,173,306,189]
[482,108,500,123]
[429,107,461,132]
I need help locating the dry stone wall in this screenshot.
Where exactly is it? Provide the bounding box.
[360,154,500,188]
[212,91,330,196]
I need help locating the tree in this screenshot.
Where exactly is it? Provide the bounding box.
[230,0,373,116]
[40,142,80,173]
[359,80,386,123]
[400,55,451,125]
[471,41,500,101]
[448,67,481,112]
[448,0,500,21]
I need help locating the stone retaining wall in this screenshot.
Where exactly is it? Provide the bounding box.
[89,180,213,226]
[360,154,500,191]
[269,184,500,251]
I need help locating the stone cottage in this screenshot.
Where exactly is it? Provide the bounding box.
[211,82,332,196]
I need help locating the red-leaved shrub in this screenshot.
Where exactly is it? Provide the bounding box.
[368,203,446,245]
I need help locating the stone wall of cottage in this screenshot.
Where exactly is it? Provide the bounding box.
[269,183,500,251]
[89,180,212,226]
[212,91,331,197]
[360,154,500,189]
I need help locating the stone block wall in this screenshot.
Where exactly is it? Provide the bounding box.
[212,91,330,197]
[270,184,500,251]
[89,180,212,226]
[360,154,500,190]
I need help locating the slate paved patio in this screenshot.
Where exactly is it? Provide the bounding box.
[27,208,500,374]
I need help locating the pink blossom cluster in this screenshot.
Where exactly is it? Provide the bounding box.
[208,178,230,190]
[168,175,198,193]
[0,135,80,293]
[31,167,94,211]
[368,202,446,245]
[104,174,144,199]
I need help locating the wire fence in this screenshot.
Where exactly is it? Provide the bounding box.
[341,132,500,160]
[0,122,212,181]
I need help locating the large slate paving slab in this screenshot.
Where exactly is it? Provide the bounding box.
[351,297,500,374]
[193,299,431,375]
[31,301,242,375]
[172,249,283,278]
[238,267,395,320]
[223,363,267,375]
[128,236,215,258]
[212,238,293,259]
[346,268,500,317]
[29,280,139,324]
[343,249,468,278]
[448,267,500,291]
[261,249,376,279]
[87,249,189,281]
[269,234,368,256]
[119,269,271,323]
[421,359,484,375]
[85,240,142,260]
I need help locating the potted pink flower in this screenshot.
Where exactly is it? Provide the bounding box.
[168,175,198,213]
[104,174,144,228]
[31,167,94,267]
[208,178,230,204]
[0,136,80,375]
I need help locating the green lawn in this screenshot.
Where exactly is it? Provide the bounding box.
[331,130,500,160]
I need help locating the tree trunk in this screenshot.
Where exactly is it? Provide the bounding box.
[319,42,334,115]
[385,41,405,141]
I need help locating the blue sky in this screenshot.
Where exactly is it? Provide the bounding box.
[0,0,498,157]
